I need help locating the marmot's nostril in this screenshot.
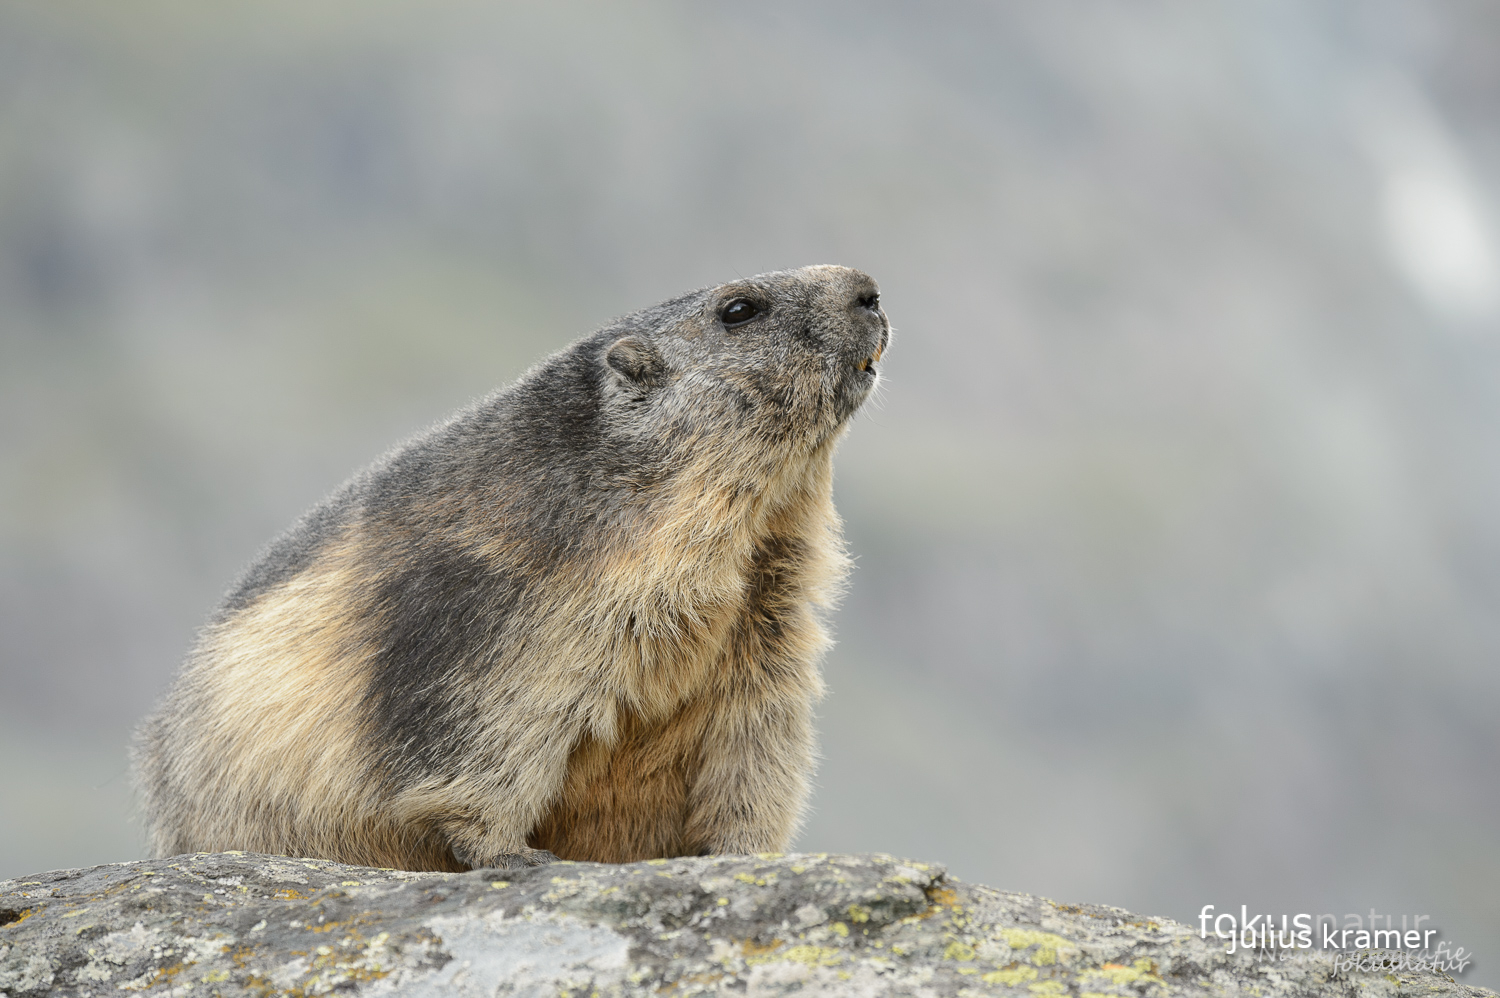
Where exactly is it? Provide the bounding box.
[855,292,880,311]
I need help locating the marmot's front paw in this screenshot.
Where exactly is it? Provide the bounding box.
[468,847,559,872]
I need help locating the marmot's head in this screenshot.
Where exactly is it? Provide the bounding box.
[599,265,889,463]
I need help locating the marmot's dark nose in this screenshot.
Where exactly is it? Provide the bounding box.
[845,278,886,336]
[844,279,888,375]
[839,271,881,314]
[804,264,886,354]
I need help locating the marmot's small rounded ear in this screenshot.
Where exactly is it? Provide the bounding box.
[605,336,667,388]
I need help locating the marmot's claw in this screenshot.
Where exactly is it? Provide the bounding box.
[475,848,558,872]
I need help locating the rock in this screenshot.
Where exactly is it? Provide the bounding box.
[0,852,1491,997]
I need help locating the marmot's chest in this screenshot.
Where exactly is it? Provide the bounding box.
[593,537,817,695]
[530,579,817,863]
[527,699,712,863]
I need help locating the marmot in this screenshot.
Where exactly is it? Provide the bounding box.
[132,265,889,872]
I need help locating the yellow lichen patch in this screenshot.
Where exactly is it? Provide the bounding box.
[274,888,311,900]
[1028,981,1067,995]
[945,941,977,962]
[305,918,356,935]
[223,943,257,969]
[755,853,784,860]
[61,908,91,918]
[1081,958,1164,988]
[1000,928,1078,966]
[242,971,293,997]
[1,908,35,929]
[122,962,187,992]
[984,964,1040,986]
[898,885,961,925]
[847,904,871,923]
[734,873,768,886]
[927,887,960,908]
[717,898,729,906]
[294,928,395,993]
[302,910,383,938]
[491,881,510,889]
[741,938,785,960]
[201,968,231,983]
[781,945,845,968]
[646,859,668,866]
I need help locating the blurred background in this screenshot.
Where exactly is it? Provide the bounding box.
[3,0,1498,984]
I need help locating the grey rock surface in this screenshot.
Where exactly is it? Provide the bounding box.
[0,852,1491,997]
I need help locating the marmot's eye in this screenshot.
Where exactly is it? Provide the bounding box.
[719,298,761,327]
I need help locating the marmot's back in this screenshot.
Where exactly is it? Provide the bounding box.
[133,265,890,871]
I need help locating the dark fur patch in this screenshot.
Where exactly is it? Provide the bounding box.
[729,535,813,688]
[359,344,626,555]
[745,536,800,641]
[351,345,644,788]
[362,542,528,784]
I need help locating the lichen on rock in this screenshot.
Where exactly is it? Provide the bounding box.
[0,852,1492,996]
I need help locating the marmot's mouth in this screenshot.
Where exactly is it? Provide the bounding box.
[856,344,884,374]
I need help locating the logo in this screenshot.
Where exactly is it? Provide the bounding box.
[1197,905,1472,974]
